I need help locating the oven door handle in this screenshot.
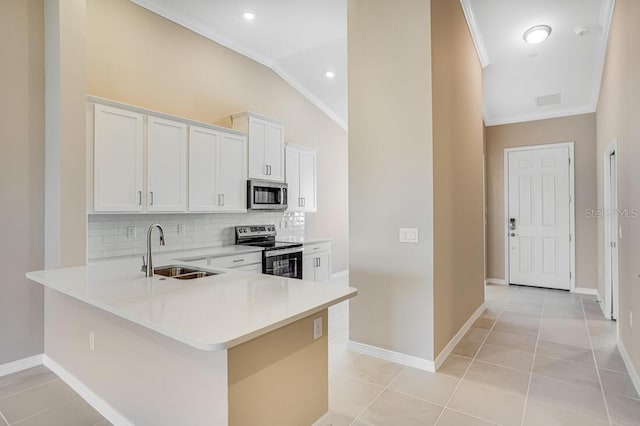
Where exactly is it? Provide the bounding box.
[264,248,304,258]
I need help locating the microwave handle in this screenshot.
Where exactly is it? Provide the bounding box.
[282,188,287,205]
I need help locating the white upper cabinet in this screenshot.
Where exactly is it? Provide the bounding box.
[188,126,220,211]
[232,112,284,182]
[218,133,247,211]
[188,125,247,212]
[147,116,188,212]
[93,104,144,212]
[286,145,317,212]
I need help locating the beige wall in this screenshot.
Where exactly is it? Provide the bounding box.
[596,0,640,374]
[485,114,598,290]
[348,0,435,359]
[0,0,45,364]
[85,0,349,273]
[431,0,485,357]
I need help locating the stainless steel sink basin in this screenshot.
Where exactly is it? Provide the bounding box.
[153,265,221,280]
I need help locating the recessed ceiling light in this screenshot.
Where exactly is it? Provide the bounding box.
[243,12,255,21]
[574,26,590,36]
[523,25,552,44]
[325,71,335,79]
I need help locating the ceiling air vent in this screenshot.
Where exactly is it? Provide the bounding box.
[536,93,562,107]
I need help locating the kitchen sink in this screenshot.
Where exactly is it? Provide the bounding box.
[154,265,221,280]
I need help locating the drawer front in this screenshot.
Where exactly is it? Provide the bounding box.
[304,242,331,256]
[208,252,262,268]
[235,263,263,273]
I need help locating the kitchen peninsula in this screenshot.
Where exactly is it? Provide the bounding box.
[27,250,356,426]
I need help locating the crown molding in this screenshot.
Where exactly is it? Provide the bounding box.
[591,0,616,111]
[484,104,596,127]
[128,0,347,130]
[460,0,490,68]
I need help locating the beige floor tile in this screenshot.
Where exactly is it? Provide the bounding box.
[12,397,104,426]
[600,369,640,400]
[312,410,354,426]
[0,379,78,424]
[463,360,530,396]
[452,340,482,358]
[475,343,534,372]
[503,302,543,317]
[0,367,58,400]
[523,399,609,426]
[342,355,404,387]
[539,318,592,349]
[533,355,600,389]
[536,340,595,367]
[485,330,537,353]
[448,380,525,426]
[493,312,540,337]
[594,346,628,373]
[606,394,640,426]
[591,332,619,350]
[435,409,496,426]
[350,420,373,426]
[472,316,496,330]
[437,355,472,378]
[328,372,384,419]
[359,390,443,426]
[388,367,460,405]
[0,414,7,426]
[527,373,608,420]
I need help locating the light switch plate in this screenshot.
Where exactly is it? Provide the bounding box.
[313,317,323,340]
[399,228,419,243]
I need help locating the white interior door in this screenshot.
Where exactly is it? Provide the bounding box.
[508,146,571,289]
[609,152,619,319]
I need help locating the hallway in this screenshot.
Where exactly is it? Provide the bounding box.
[321,284,640,425]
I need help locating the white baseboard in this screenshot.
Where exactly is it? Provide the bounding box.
[618,339,640,398]
[331,270,349,280]
[0,354,43,378]
[485,278,507,285]
[434,302,487,370]
[572,287,598,296]
[347,341,435,372]
[42,355,133,426]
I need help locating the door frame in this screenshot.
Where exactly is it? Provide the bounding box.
[603,139,619,320]
[503,142,576,291]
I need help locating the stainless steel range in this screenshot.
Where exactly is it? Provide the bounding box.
[235,225,303,279]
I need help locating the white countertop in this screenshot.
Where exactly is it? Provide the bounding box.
[27,253,356,352]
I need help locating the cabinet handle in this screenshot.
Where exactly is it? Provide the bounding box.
[233,259,244,263]
[138,191,142,206]
[302,197,305,207]
[265,164,269,175]
[221,194,225,206]
[298,197,302,207]
[150,191,154,206]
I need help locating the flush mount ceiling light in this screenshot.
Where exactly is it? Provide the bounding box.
[523,25,552,44]
[243,12,255,21]
[325,71,335,79]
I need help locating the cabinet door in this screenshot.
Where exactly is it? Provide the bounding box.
[265,123,285,181]
[299,150,317,212]
[248,117,267,179]
[285,147,301,211]
[188,126,219,211]
[94,104,144,212]
[315,253,331,281]
[218,133,247,211]
[147,116,188,211]
[303,256,316,281]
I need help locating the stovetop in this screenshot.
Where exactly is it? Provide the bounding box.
[241,241,303,250]
[235,225,303,251]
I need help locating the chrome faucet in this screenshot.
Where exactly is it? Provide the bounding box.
[144,224,165,277]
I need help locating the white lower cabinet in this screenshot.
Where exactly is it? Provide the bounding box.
[208,252,262,271]
[303,242,331,281]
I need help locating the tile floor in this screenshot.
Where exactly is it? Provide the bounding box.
[320,283,640,426]
[0,366,109,426]
[2,282,638,425]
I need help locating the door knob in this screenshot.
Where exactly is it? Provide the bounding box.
[510,233,517,237]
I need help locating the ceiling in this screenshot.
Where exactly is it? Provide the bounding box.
[465,0,615,126]
[130,0,348,129]
[131,0,614,130]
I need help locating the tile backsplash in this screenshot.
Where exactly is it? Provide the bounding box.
[87,211,305,260]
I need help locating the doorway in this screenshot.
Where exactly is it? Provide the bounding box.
[504,143,575,290]
[604,142,619,320]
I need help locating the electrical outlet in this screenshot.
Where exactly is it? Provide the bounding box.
[313,317,323,340]
[177,224,185,235]
[89,332,95,351]
[399,228,419,243]
[126,226,136,239]
[630,311,633,328]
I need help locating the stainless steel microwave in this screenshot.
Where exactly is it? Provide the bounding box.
[247,180,288,210]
